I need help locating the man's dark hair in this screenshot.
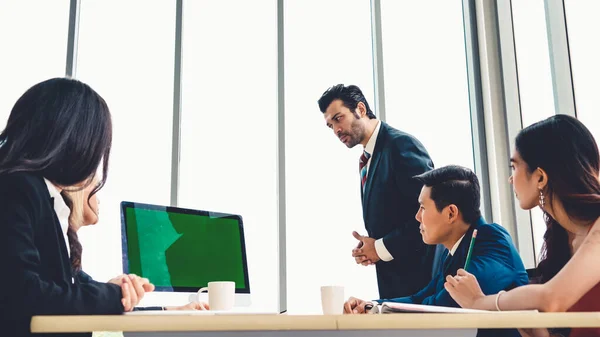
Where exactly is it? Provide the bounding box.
[317,84,376,119]
[413,165,482,225]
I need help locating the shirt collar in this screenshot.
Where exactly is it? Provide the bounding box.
[449,234,465,256]
[449,217,485,256]
[364,120,381,155]
[43,178,71,233]
[44,178,62,200]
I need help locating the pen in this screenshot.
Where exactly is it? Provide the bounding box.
[464,229,478,271]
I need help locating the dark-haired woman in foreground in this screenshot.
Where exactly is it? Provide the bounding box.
[0,78,154,337]
[445,115,600,337]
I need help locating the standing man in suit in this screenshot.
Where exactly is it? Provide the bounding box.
[318,84,436,299]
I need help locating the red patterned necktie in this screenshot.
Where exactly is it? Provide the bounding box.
[359,150,371,190]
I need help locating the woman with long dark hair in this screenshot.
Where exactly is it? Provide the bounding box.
[444,115,600,337]
[0,78,153,337]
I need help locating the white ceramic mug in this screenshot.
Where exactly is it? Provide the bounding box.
[197,281,235,311]
[320,285,344,315]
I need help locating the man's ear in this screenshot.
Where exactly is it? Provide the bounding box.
[356,102,367,117]
[447,204,460,223]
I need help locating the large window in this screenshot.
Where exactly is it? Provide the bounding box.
[5,0,580,313]
[565,0,600,142]
[285,0,377,314]
[512,0,556,262]
[75,0,175,281]
[512,0,555,123]
[0,0,69,125]
[381,0,474,170]
[178,0,278,311]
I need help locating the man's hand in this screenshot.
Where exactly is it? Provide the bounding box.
[343,297,369,314]
[351,231,380,265]
[166,302,210,311]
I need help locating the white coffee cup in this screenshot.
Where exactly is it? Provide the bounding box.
[197,281,235,311]
[320,285,344,315]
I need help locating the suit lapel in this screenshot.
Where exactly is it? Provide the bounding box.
[362,123,388,220]
[441,251,455,277]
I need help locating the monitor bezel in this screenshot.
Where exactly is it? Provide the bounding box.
[120,201,251,294]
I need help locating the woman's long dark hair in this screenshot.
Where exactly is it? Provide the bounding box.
[516,115,600,283]
[0,77,112,196]
[61,192,84,273]
[0,77,112,273]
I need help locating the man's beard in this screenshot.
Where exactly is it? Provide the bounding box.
[340,121,365,148]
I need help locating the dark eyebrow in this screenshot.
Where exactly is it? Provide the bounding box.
[325,112,341,127]
[509,158,516,163]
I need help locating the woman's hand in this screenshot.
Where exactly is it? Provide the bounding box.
[444,268,486,309]
[113,274,155,311]
[109,274,155,292]
[108,274,127,285]
[165,302,210,311]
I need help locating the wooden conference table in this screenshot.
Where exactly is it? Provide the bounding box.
[31,312,600,337]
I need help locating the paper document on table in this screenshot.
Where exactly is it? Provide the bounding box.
[381,302,488,314]
[379,302,538,314]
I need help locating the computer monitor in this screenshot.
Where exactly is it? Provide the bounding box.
[120,201,251,306]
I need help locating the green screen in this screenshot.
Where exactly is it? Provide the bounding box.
[125,207,246,289]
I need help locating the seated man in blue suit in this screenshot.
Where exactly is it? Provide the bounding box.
[344,165,528,336]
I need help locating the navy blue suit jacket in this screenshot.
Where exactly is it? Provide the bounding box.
[362,122,436,299]
[376,217,528,337]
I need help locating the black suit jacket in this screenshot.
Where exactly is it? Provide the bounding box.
[0,172,123,337]
[362,122,435,299]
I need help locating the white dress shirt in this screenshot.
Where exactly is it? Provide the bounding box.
[360,121,394,262]
[44,178,71,257]
[449,234,465,256]
[363,120,381,175]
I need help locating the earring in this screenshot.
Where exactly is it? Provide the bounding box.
[539,190,545,208]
